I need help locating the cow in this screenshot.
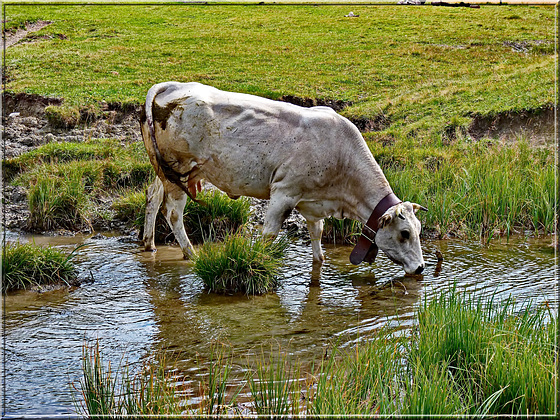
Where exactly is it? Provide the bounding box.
[140,82,427,275]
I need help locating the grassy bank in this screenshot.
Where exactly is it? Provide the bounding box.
[75,289,557,416]
[375,138,556,238]
[7,139,153,231]
[4,4,555,143]
[2,4,556,240]
[2,242,79,292]
[3,135,555,239]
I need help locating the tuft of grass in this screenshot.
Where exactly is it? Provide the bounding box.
[198,342,242,416]
[115,187,251,243]
[248,345,302,416]
[45,104,80,129]
[9,140,155,231]
[412,288,557,415]
[2,241,78,292]
[26,162,94,231]
[322,217,362,245]
[193,230,289,295]
[183,189,251,243]
[111,189,147,229]
[75,340,183,418]
[311,288,557,416]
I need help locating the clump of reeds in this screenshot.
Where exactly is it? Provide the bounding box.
[322,217,362,245]
[75,290,556,417]
[197,342,241,415]
[76,340,244,418]
[248,346,303,416]
[411,288,556,415]
[192,230,289,295]
[2,242,79,292]
[75,340,183,418]
[310,287,557,416]
[183,189,251,243]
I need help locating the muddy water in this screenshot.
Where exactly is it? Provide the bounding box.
[3,231,557,416]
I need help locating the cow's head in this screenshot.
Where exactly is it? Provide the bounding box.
[374,202,427,275]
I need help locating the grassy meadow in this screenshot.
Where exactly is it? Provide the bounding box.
[3,3,556,240]
[4,4,555,139]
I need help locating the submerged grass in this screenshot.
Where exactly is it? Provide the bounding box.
[75,289,557,416]
[193,230,290,295]
[2,241,79,292]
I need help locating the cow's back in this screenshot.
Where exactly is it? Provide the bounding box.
[145,82,367,200]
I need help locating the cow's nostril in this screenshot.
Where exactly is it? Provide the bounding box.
[415,265,425,275]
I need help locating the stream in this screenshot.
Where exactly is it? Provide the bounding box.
[2,230,557,416]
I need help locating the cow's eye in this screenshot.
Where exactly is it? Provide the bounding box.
[401,230,410,240]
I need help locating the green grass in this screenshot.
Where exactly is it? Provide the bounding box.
[4,4,555,143]
[322,217,362,245]
[248,346,303,416]
[8,139,154,231]
[311,288,557,416]
[183,189,252,243]
[75,340,183,418]
[192,230,290,295]
[113,187,251,243]
[371,138,557,238]
[2,4,556,239]
[75,289,557,416]
[3,139,126,181]
[2,241,79,292]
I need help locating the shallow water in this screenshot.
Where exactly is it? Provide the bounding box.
[2,230,557,416]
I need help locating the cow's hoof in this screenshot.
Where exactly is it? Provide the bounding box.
[313,255,325,264]
[145,247,157,253]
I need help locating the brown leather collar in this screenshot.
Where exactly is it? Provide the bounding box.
[349,192,401,265]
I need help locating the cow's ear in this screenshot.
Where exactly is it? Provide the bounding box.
[412,203,428,214]
[378,213,392,229]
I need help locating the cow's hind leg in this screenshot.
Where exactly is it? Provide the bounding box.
[306,219,325,263]
[143,177,164,252]
[161,181,196,259]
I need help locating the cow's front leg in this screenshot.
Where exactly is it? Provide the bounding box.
[162,182,196,259]
[143,177,164,252]
[262,192,298,238]
[307,219,325,263]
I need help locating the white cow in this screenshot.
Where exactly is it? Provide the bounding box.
[140,82,427,275]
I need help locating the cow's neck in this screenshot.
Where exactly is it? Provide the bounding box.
[351,162,397,224]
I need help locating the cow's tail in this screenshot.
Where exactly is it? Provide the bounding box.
[143,82,204,205]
